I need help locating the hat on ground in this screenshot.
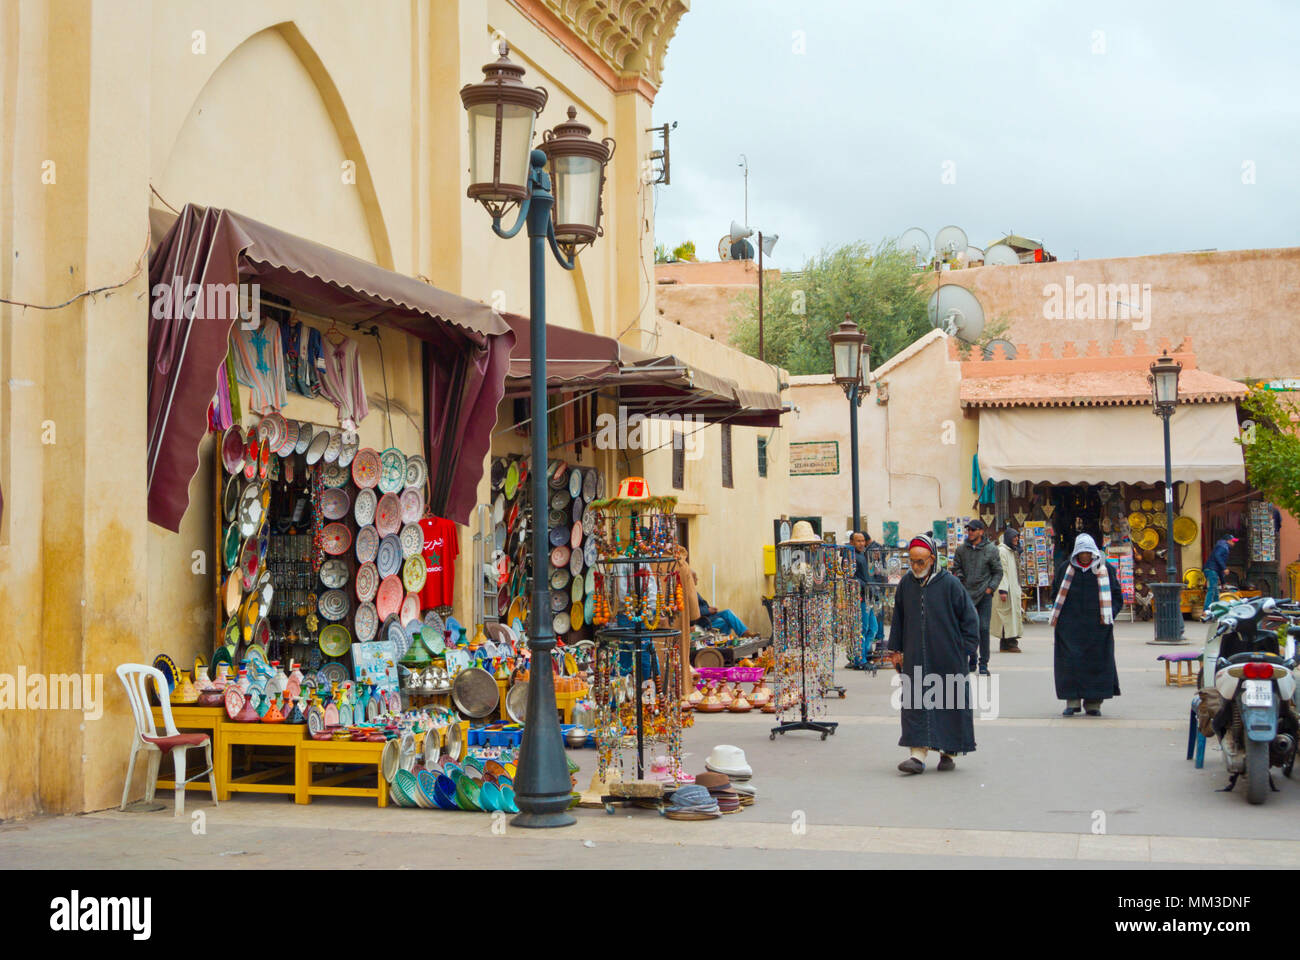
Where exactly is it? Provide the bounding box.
[694,771,731,791]
[704,744,752,778]
[713,789,742,814]
[664,784,720,820]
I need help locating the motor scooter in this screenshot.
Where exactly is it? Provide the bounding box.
[1201,596,1300,804]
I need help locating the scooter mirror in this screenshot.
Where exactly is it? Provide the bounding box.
[1261,597,1277,612]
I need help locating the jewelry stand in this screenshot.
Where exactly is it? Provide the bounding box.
[770,583,838,741]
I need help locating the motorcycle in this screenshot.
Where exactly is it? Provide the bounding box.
[1200,596,1300,804]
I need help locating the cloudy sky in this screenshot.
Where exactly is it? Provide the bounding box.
[651,1,1300,269]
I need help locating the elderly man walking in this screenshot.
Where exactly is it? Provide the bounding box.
[991,526,1024,653]
[951,518,1002,675]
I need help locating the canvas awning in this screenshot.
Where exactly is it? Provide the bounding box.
[616,344,784,428]
[976,404,1246,485]
[147,203,514,531]
[502,314,620,396]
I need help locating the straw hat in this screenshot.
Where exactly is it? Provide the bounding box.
[779,520,821,545]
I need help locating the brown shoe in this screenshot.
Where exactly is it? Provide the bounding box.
[897,757,924,775]
[937,755,955,771]
[1000,640,1021,653]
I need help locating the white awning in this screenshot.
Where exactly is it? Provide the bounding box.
[977,403,1245,485]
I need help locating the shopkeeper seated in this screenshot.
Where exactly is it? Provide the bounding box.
[694,595,757,637]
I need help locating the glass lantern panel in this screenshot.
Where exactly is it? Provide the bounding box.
[552,153,600,235]
[468,103,535,199]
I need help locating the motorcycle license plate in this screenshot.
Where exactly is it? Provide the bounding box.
[1242,679,1273,707]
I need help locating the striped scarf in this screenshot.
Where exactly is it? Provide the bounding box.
[1049,560,1113,626]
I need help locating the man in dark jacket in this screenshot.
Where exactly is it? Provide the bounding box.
[850,531,884,653]
[1202,533,1238,614]
[887,533,980,773]
[951,518,1002,675]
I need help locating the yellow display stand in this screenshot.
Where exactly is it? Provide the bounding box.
[296,730,426,808]
[151,705,226,795]
[218,722,308,801]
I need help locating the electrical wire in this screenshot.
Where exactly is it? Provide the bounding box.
[0,222,151,311]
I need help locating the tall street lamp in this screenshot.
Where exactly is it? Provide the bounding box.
[461,44,614,827]
[828,315,870,533]
[1148,351,1184,644]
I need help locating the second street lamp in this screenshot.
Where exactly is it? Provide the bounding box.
[828,315,870,533]
[1148,351,1184,644]
[461,44,614,827]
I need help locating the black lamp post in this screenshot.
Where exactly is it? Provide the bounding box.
[1148,352,1185,643]
[461,44,614,827]
[828,315,869,532]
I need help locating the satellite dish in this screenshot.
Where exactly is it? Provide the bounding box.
[927,284,986,343]
[729,220,753,243]
[984,243,1020,266]
[965,245,985,264]
[898,227,930,266]
[982,338,1018,360]
[717,236,733,260]
[934,225,969,260]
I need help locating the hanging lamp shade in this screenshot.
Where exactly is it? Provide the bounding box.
[540,107,615,260]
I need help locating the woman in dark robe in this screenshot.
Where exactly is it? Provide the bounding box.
[1051,533,1122,716]
[887,534,980,774]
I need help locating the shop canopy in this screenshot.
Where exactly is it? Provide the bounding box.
[147,203,514,531]
[976,404,1246,485]
[502,313,620,395]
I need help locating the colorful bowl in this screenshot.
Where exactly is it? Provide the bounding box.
[455,775,483,811]
[499,785,519,814]
[433,776,460,810]
[478,780,503,812]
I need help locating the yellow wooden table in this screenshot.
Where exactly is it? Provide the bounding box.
[555,688,587,724]
[151,705,226,795]
[218,721,308,802]
[296,730,425,807]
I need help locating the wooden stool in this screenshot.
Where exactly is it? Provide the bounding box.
[1158,651,1201,687]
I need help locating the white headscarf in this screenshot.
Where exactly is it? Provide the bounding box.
[1070,533,1105,575]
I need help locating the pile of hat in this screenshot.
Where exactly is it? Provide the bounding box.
[702,743,755,810]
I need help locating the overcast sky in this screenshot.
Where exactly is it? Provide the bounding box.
[651,1,1300,269]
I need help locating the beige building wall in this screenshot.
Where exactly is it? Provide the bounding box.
[654,259,775,344]
[0,0,685,819]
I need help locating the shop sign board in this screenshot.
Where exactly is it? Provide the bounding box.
[790,441,839,476]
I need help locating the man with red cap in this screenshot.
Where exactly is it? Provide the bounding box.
[1203,532,1239,615]
[886,533,980,774]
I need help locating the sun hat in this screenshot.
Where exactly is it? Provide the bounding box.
[664,784,720,820]
[779,520,821,546]
[704,744,752,778]
[694,771,731,791]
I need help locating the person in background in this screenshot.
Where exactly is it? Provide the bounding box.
[990,526,1024,653]
[886,534,979,774]
[850,531,884,657]
[1203,532,1238,615]
[695,592,757,637]
[951,518,1002,675]
[1051,533,1121,716]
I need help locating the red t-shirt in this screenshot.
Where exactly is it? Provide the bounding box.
[420,516,459,610]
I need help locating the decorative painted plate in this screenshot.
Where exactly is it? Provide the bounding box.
[222,472,242,521]
[320,487,350,520]
[386,689,402,714]
[493,494,505,524]
[319,624,352,658]
[549,489,570,511]
[221,426,246,475]
[376,534,404,578]
[306,703,324,736]
[403,554,427,594]
[322,431,342,464]
[305,430,329,465]
[570,521,583,550]
[571,576,584,603]
[400,522,423,558]
[338,702,353,727]
[321,523,352,556]
[277,420,299,458]
[336,431,359,468]
[568,467,583,499]
[382,614,409,657]
[504,461,519,501]
[319,558,349,590]
[317,662,350,687]
[376,575,404,620]
[318,589,350,622]
[571,497,584,524]
[423,610,446,648]
[152,654,179,692]
[569,547,583,577]
[400,591,421,626]
[582,468,596,501]
[400,488,424,524]
[351,447,381,489]
[223,685,245,720]
[295,421,313,455]
[549,567,570,590]
[354,601,379,642]
[584,591,594,625]
[404,455,427,491]
[321,463,350,488]
[353,487,377,527]
[376,493,402,536]
[378,448,406,494]
[222,523,240,571]
[355,525,379,563]
[582,503,595,536]
[355,562,379,602]
[381,739,400,783]
[550,544,570,568]
[584,537,597,567]
[243,437,258,480]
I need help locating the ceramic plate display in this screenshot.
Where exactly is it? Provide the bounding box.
[319,558,349,590]
[571,576,584,603]
[569,467,583,499]
[222,473,242,521]
[551,544,570,568]
[570,521,583,550]
[381,739,400,783]
[570,600,584,631]
[354,601,379,642]
[582,503,595,536]
[322,431,342,464]
[376,493,402,536]
[295,421,313,455]
[337,431,359,468]
[504,462,518,500]
[243,437,258,480]
[584,591,594,625]
[351,448,381,488]
[584,537,597,567]
[321,523,352,556]
[400,591,421,626]
[583,469,596,501]
[494,523,506,552]
[355,562,379,602]
[320,487,350,521]
[376,534,404,578]
[548,526,568,547]
[221,426,246,475]
[403,554,427,594]
[596,472,605,497]
[569,547,583,577]
[238,536,260,590]
[414,769,438,809]
[423,610,446,651]
[355,525,379,563]
[376,575,404,620]
[505,681,528,723]
[354,488,378,527]
[400,522,423,558]
[378,448,407,494]
[550,590,568,613]
[318,589,350,622]
[433,776,460,810]
[404,455,427,491]
[277,421,299,457]
[548,460,567,489]
[399,488,424,525]
[571,497,583,524]
[550,489,570,511]
[223,685,245,720]
[306,703,325,736]
[305,429,330,465]
[321,463,350,488]
[552,611,571,635]
[549,567,570,590]
[382,614,409,657]
[237,483,263,537]
[319,624,352,657]
[317,661,350,686]
[222,523,240,571]
[152,654,180,691]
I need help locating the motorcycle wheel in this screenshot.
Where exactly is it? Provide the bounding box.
[1246,738,1269,805]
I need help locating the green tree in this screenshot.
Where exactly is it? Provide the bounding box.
[1238,387,1300,519]
[671,240,696,262]
[728,240,931,374]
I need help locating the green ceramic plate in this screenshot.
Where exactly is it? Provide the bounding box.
[319,624,352,658]
[455,775,482,811]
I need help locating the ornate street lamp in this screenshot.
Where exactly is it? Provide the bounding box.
[827,315,870,533]
[461,44,615,827]
[1148,352,1184,643]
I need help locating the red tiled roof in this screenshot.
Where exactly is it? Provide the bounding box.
[960,368,1246,408]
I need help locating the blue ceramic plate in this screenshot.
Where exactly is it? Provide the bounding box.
[433,777,460,811]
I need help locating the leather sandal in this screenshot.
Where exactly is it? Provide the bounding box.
[897,757,924,775]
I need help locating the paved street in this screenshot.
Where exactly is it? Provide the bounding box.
[3,620,1299,869]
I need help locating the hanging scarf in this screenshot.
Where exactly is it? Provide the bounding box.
[1049,533,1112,625]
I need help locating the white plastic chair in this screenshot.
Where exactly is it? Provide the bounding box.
[116,663,218,817]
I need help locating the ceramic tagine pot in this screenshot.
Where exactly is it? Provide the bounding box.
[728,693,752,713]
[285,660,303,701]
[750,683,772,707]
[233,692,262,723]
[261,693,286,723]
[687,687,704,709]
[284,694,306,724]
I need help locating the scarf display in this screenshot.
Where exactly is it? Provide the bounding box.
[1049,533,1112,625]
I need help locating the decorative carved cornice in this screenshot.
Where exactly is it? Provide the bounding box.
[510,0,688,97]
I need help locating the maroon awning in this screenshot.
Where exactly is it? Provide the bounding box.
[501,313,620,396]
[147,203,514,531]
